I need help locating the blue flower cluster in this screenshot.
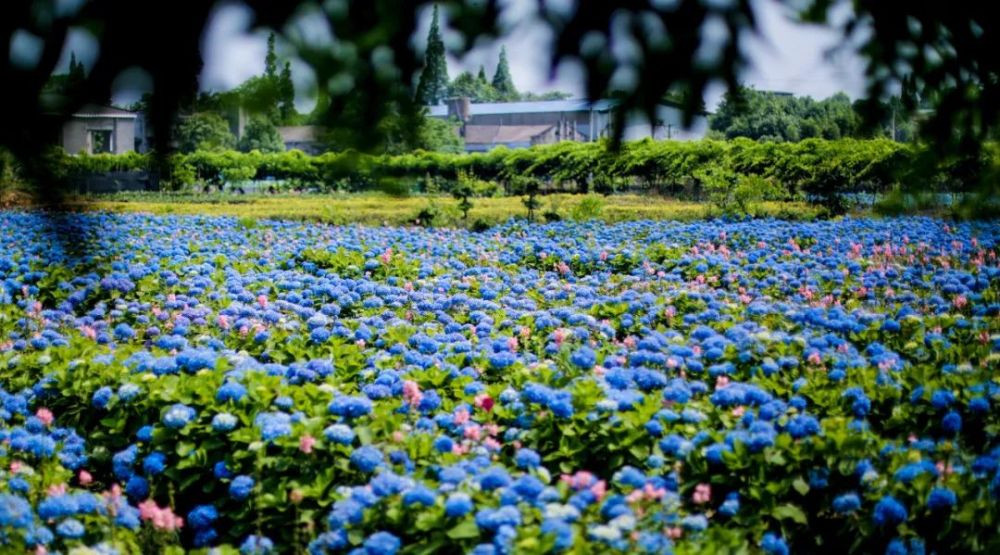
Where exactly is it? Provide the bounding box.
[1,212,998,554]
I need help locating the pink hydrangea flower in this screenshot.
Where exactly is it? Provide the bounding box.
[693,483,712,504]
[299,435,316,454]
[36,408,54,426]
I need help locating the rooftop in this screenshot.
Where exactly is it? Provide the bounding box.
[71,104,137,119]
[277,126,321,142]
[428,98,617,118]
[463,124,554,145]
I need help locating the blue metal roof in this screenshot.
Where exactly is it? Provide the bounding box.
[427,98,617,117]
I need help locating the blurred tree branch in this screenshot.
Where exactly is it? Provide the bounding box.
[0,0,997,200]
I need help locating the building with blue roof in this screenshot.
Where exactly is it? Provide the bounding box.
[428,97,707,151]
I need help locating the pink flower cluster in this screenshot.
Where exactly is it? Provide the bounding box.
[402,380,423,408]
[560,471,607,501]
[139,499,184,531]
[692,483,712,504]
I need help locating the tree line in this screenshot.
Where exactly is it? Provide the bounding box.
[49,138,999,214]
[414,6,572,105]
[709,86,920,143]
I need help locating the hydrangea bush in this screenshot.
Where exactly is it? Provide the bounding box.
[0,212,998,554]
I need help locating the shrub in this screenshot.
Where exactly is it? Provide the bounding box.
[379,177,411,197]
[542,210,562,222]
[414,202,439,227]
[175,113,236,153]
[470,218,492,232]
[570,195,605,221]
[238,117,285,153]
[49,139,998,215]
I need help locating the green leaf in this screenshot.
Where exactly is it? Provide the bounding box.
[415,510,441,532]
[792,477,810,495]
[176,440,196,457]
[772,503,808,525]
[446,518,480,540]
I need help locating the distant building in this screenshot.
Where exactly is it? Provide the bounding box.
[278,126,324,154]
[60,105,137,155]
[428,98,707,151]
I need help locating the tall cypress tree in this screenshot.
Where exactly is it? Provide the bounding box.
[415,5,449,105]
[265,33,278,79]
[65,52,86,96]
[491,46,518,101]
[279,61,295,122]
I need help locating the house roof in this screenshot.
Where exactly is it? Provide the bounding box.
[428,99,617,118]
[277,126,321,142]
[463,124,554,145]
[72,104,137,119]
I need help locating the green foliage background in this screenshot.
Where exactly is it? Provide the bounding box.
[53,139,999,214]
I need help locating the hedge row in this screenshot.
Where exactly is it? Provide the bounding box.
[53,139,997,199]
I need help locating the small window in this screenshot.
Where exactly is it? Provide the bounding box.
[90,130,113,154]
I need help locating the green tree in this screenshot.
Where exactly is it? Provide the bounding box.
[709,86,860,142]
[491,46,518,101]
[452,172,475,219]
[43,52,87,98]
[264,32,278,79]
[67,52,86,91]
[238,116,285,152]
[449,71,497,102]
[278,61,296,123]
[415,5,450,105]
[418,116,464,153]
[174,112,235,152]
[236,75,281,122]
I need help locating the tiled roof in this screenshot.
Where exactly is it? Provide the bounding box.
[463,124,554,145]
[278,126,321,142]
[428,99,617,117]
[72,104,137,118]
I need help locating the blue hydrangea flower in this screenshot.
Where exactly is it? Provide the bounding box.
[324,424,355,445]
[328,395,373,419]
[162,403,196,429]
[118,383,141,401]
[363,531,401,555]
[230,475,256,500]
[833,492,861,514]
[570,346,597,369]
[255,412,292,442]
[143,451,167,475]
[188,504,219,530]
[927,487,956,511]
[56,518,85,538]
[213,413,239,432]
[402,486,436,507]
[351,445,384,473]
[515,448,541,469]
[873,496,908,527]
[478,466,511,491]
[445,492,474,517]
[0,494,33,529]
[240,534,275,554]
[941,410,962,435]
[217,381,248,403]
[92,386,113,409]
[760,532,789,555]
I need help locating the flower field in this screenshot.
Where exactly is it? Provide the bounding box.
[1,211,998,554]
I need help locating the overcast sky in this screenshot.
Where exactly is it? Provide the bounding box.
[51,0,868,110]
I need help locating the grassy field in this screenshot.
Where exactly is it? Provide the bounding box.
[56,193,823,227]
